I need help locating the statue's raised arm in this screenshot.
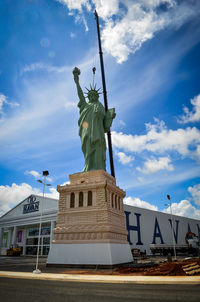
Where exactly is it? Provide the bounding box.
[72,67,86,107]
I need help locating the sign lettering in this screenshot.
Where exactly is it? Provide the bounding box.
[23,196,40,214]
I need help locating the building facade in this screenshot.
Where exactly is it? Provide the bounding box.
[0,194,199,255]
[0,195,57,256]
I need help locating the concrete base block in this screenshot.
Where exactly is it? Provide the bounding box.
[47,242,133,266]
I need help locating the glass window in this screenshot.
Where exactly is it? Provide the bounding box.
[118,197,121,210]
[43,246,50,255]
[41,227,50,235]
[70,192,75,208]
[43,237,50,245]
[26,238,40,245]
[88,191,92,206]
[111,193,114,208]
[115,195,117,209]
[28,228,39,237]
[26,246,41,255]
[79,192,83,207]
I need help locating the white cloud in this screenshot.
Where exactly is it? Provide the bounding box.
[102,0,200,63]
[0,94,7,113]
[25,171,53,184]
[0,93,19,118]
[178,94,200,124]
[57,0,200,63]
[93,0,119,19]
[0,183,59,216]
[163,199,200,220]
[20,62,70,75]
[124,196,158,211]
[119,119,125,126]
[70,32,76,38]
[112,119,200,159]
[116,151,134,165]
[188,184,200,207]
[0,183,40,216]
[61,181,70,186]
[64,101,77,111]
[125,193,200,220]
[25,170,40,179]
[45,187,59,199]
[58,0,91,11]
[137,156,174,174]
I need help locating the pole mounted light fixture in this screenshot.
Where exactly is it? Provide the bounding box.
[43,170,49,177]
[33,170,50,274]
[165,194,177,261]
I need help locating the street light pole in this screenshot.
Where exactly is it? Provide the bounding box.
[166,194,177,261]
[33,170,50,274]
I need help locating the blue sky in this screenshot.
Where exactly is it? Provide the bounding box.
[0,0,200,219]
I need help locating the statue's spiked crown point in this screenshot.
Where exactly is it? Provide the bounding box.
[84,83,102,97]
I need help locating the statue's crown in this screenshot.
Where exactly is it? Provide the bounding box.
[84,84,102,98]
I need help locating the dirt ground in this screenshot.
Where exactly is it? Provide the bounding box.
[115,257,200,276]
[1,255,200,276]
[59,257,200,276]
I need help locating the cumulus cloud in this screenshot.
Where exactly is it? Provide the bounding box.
[112,119,200,160]
[57,0,200,63]
[58,0,91,11]
[0,183,40,216]
[116,151,134,165]
[124,196,158,211]
[25,170,40,179]
[137,156,174,174]
[163,199,200,220]
[0,182,59,216]
[188,184,200,207]
[125,194,200,220]
[178,94,200,124]
[45,187,59,199]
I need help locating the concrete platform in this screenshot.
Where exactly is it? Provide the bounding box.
[47,242,133,266]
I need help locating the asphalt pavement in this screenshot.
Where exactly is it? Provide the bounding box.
[0,256,200,302]
[0,277,200,302]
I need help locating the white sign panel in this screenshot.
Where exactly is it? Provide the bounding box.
[124,204,200,253]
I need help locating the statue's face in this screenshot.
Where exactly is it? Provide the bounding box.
[88,90,99,103]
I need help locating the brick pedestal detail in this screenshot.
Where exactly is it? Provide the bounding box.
[47,170,132,266]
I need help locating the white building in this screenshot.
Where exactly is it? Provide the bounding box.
[0,195,57,256]
[0,194,199,255]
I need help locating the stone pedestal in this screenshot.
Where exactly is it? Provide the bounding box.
[47,170,132,266]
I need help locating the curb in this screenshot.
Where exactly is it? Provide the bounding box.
[0,271,200,284]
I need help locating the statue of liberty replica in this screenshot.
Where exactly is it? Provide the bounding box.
[73,67,116,172]
[47,67,132,266]
[47,11,132,266]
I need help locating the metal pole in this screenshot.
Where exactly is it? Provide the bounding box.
[33,172,48,274]
[169,203,177,261]
[94,10,115,178]
[167,195,177,261]
[34,176,45,273]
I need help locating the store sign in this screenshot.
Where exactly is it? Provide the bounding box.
[23,196,39,214]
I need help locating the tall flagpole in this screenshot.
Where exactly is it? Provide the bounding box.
[94,10,115,178]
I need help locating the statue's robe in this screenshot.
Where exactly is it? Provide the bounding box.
[78,98,114,172]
